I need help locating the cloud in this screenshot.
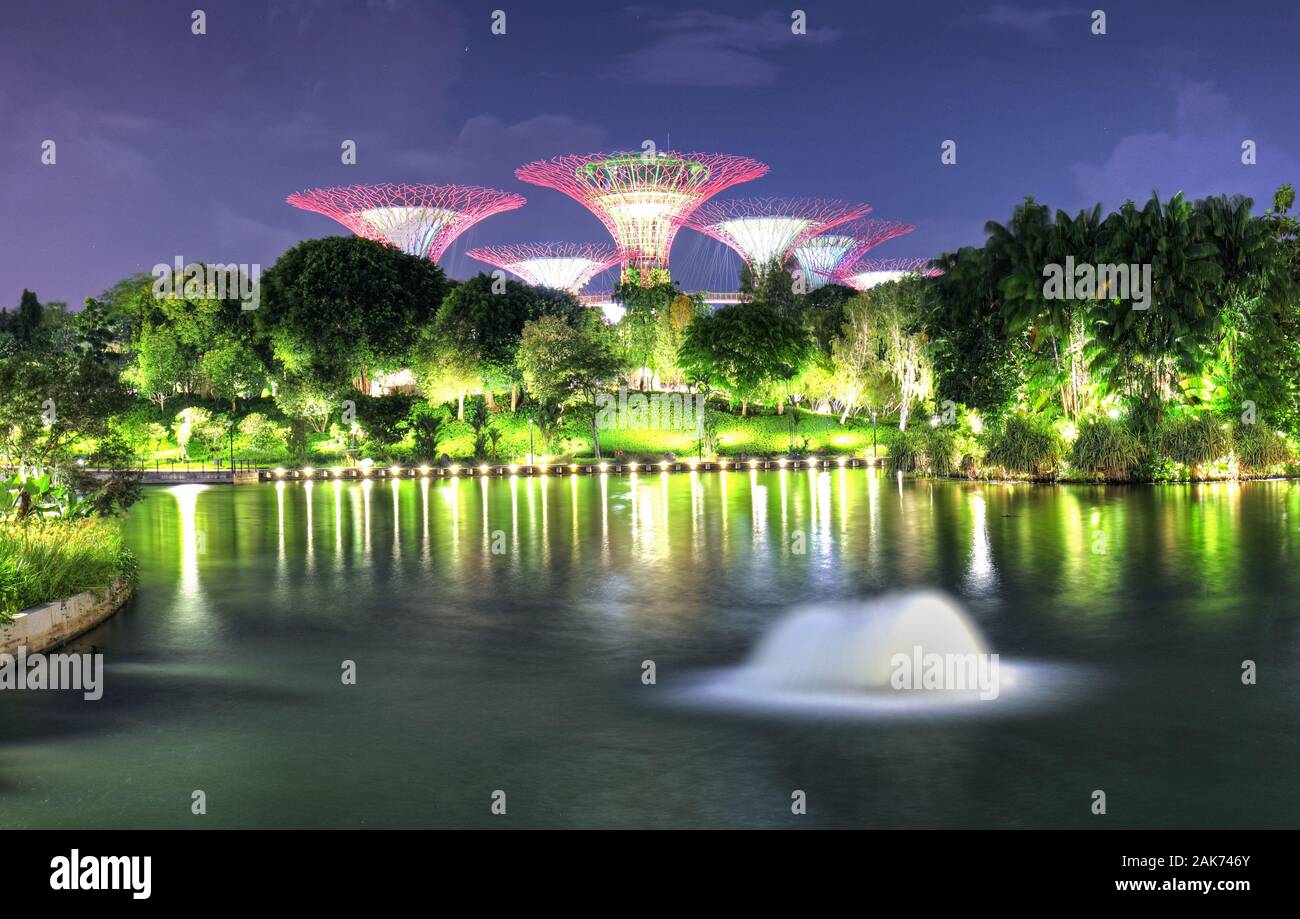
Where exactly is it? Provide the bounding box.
[617,8,839,88]
[968,4,1082,34]
[1070,80,1300,209]
[213,206,302,264]
[389,114,608,181]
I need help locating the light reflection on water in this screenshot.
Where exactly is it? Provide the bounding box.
[1,473,1298,828]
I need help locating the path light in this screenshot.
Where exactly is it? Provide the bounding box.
[599,462,608,473]
[749,459,759,469]
[778,458,787,468]
[837,456,848,467]
[303,466,315,477]
[509,464,519,475]
[479,464,489,475]
[688,458,698,470]
[570,463,579,472]
[332,466,342,478]
[538,463,548,474]
[659,460,669,471]
[390,465,401,476]
[274,467,285,478]
[448,465,458,475]
[419,465,431,475]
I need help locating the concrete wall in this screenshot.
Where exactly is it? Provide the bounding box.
[0,578,134,655]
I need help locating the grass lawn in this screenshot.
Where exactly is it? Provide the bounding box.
[0,518,136,620]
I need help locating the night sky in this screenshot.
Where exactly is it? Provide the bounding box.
[3,0,1298,307]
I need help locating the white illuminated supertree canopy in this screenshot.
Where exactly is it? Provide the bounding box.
[841,258,942,291]
[799,218,917,287]
[793,235,856,290]
[467,243,624,293]
[686,198,871,275]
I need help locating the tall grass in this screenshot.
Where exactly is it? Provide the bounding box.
[983,415,1062,477]
[1235,424,1292,475]
[1069,416,1145,480]
[1158,413,1232,468]
[0,518,136,621]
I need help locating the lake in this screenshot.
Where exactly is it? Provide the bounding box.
[2,471,1297,828]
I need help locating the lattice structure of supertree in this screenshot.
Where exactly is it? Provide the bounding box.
[795,218,916,289]
[466,243,624,292]
[515,151,768,284]
[839,257,941,291]
[285,183,526,262]
[685,198,871,276]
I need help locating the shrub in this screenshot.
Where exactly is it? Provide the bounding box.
[889,428,924,473]
[0,518,136,620]
[1159,413,1232,468]
[1235,424,1292,475]
[923,426,958,476]
[237,413,290,453]
[1069,416,1144,480]
[983,414,1062,477]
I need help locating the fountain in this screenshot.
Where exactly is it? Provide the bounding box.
[677,591,1052,717]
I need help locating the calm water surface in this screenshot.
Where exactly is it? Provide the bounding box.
[3,471,1299,828]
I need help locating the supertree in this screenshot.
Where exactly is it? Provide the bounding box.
[467,243,624,292]
[515,151,768,285]
[839,257,942,291]
[795,218,915,289]
[285,183,526,262]
[685,198,871,276]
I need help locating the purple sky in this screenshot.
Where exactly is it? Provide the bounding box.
[3,0,1298,307]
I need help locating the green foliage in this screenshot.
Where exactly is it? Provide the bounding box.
[237,413,290,453]
[983,414,1062,477]
[1234,424,1292,474]
[1068,416,1145,480]
[352,394,414,449]
[2,472,95,521]
[1,518,135,620]
[888,428,924,474]
[408,403,450,462]
[1158,413,1232,468]
[258,236,446,391]
[677,302,812,413]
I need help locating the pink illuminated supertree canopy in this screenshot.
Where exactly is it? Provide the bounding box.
[286,183,525,262]
[467,243,624,293]
[686,198,872,275]
[515,151,768,285]
[840,257,942,291]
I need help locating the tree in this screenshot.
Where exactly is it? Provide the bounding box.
[516,315,622,458]
[829,295,900,424]
[435,274,583,409]
[613,279,676,388]
[866,279,933,430]
[200,339,266,413]
[123,323,190,411]
[677,302,812,416]
[258,236,447,393]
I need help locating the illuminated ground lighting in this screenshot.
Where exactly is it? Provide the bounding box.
[389,465,402,476]
[509,464,519,475]
[749,459,759,469]
[479,464,490,475]
[447,465,458,475]
[515,151,767,283]
[837,456,848,467]
[659,460,670,471]
[686,198,870,278]
[798,218,916,287]
[274,467,285,477]
[286,183,525,262]
[598,462,609,472]
[331,466,343,478]
[467,242,624,294]
[838,257,942,291]
[302,466,314,477]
